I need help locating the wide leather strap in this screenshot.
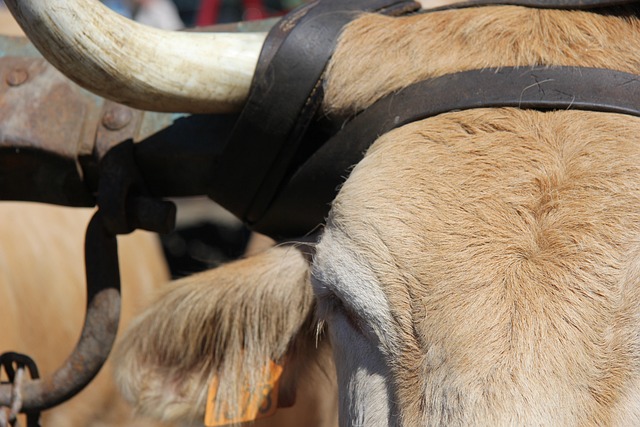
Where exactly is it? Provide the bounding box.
[209,0,421,225]
[431,0,638,10]
[254,67,640,237]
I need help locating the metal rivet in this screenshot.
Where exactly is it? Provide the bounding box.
[102,107,133,131]
[6,69,28,87]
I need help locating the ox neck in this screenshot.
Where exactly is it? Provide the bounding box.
[207,0,640,240]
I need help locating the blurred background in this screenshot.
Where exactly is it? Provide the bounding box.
[99,0,306,29]
[0,0,306,29]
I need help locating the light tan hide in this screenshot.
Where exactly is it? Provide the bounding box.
[0,6,22,36]
[320,108,640,425]
[0,203,172,427]
[418,0,468,9]
[116,4,640,427]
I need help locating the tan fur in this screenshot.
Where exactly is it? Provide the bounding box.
[114,245,337,426]
[244,232,275,257]
[328,108,640,425]
[0,202,171,427]
[324,6,640,116]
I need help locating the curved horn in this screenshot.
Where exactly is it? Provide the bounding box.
[3,0,266,113]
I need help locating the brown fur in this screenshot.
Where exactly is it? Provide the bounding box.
[329,108,640,424]
[325,6,640,116]
[115,5,640,426]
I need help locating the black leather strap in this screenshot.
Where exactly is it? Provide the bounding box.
[209,0,420,224]
[253,67,640,237]
[429,0,637,10]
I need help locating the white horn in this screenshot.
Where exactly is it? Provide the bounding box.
[4,0,266,113]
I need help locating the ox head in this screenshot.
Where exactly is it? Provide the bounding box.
[9,0,640,426]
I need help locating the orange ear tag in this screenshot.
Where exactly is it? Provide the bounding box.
[204,360,284,427]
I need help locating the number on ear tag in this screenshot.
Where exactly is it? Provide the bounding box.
[204,360,284,427]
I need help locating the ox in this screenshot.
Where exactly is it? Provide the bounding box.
[7,0,640,426]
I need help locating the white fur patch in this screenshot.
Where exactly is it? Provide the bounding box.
[331,308,397,427]
[313,227,399,350]
[313,226,401,425]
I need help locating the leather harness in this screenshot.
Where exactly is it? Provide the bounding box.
[212,0,640,239]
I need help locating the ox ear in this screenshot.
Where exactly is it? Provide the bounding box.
[113,245,317,424]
